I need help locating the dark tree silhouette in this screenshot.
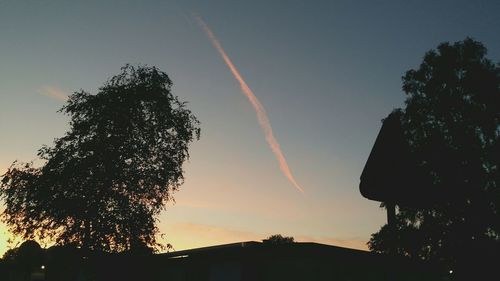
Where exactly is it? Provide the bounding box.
[2,240,43,264]
[2,240,44,280]
[263,234,295,245]
[0,65,200,252]
[368,38,500,273]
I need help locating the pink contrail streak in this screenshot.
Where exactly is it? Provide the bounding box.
[195,16,304,193]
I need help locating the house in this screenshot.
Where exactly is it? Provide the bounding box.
[148,241,442,281]
[1,241,443,281]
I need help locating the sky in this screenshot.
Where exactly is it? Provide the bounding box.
[0,0,499,255]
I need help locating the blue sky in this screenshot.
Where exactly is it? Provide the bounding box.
[1,0,499,254]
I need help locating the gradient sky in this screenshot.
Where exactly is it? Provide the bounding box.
[1,0,499,255]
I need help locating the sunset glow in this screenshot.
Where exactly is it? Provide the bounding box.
[1,1,496,259]
[161,222,368,251]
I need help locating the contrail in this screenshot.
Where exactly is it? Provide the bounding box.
[195,15,304,193]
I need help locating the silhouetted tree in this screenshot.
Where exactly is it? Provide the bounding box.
[263,234,295,245]
[0,65,200,253]
[3,240,43,263]
[368,38,500,273]
[2,240,45,280]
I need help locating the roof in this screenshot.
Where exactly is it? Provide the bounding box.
[359,112,434,207]
[160,241,372,261]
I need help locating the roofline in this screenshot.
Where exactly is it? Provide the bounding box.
[160,241,369,259]
[161,241,261,258]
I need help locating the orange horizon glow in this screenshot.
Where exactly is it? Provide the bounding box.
[161,222,369,252]
[0,219,368,256]
[194,15,304,193]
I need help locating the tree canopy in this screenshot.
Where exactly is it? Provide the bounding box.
[262,234,295,245]
[368,38,500,272]
[0,65,200,252]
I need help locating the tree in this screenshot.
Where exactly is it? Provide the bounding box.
[368,38,500,273]
[2,240,45,280]
[262,234,295,245]
[0,65,200,252]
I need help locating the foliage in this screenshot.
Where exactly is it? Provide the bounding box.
[1,240,45,281]
[0,65,200,252]
[2,240,43,262]
[368,38,500,268]
[263,234,295,245]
